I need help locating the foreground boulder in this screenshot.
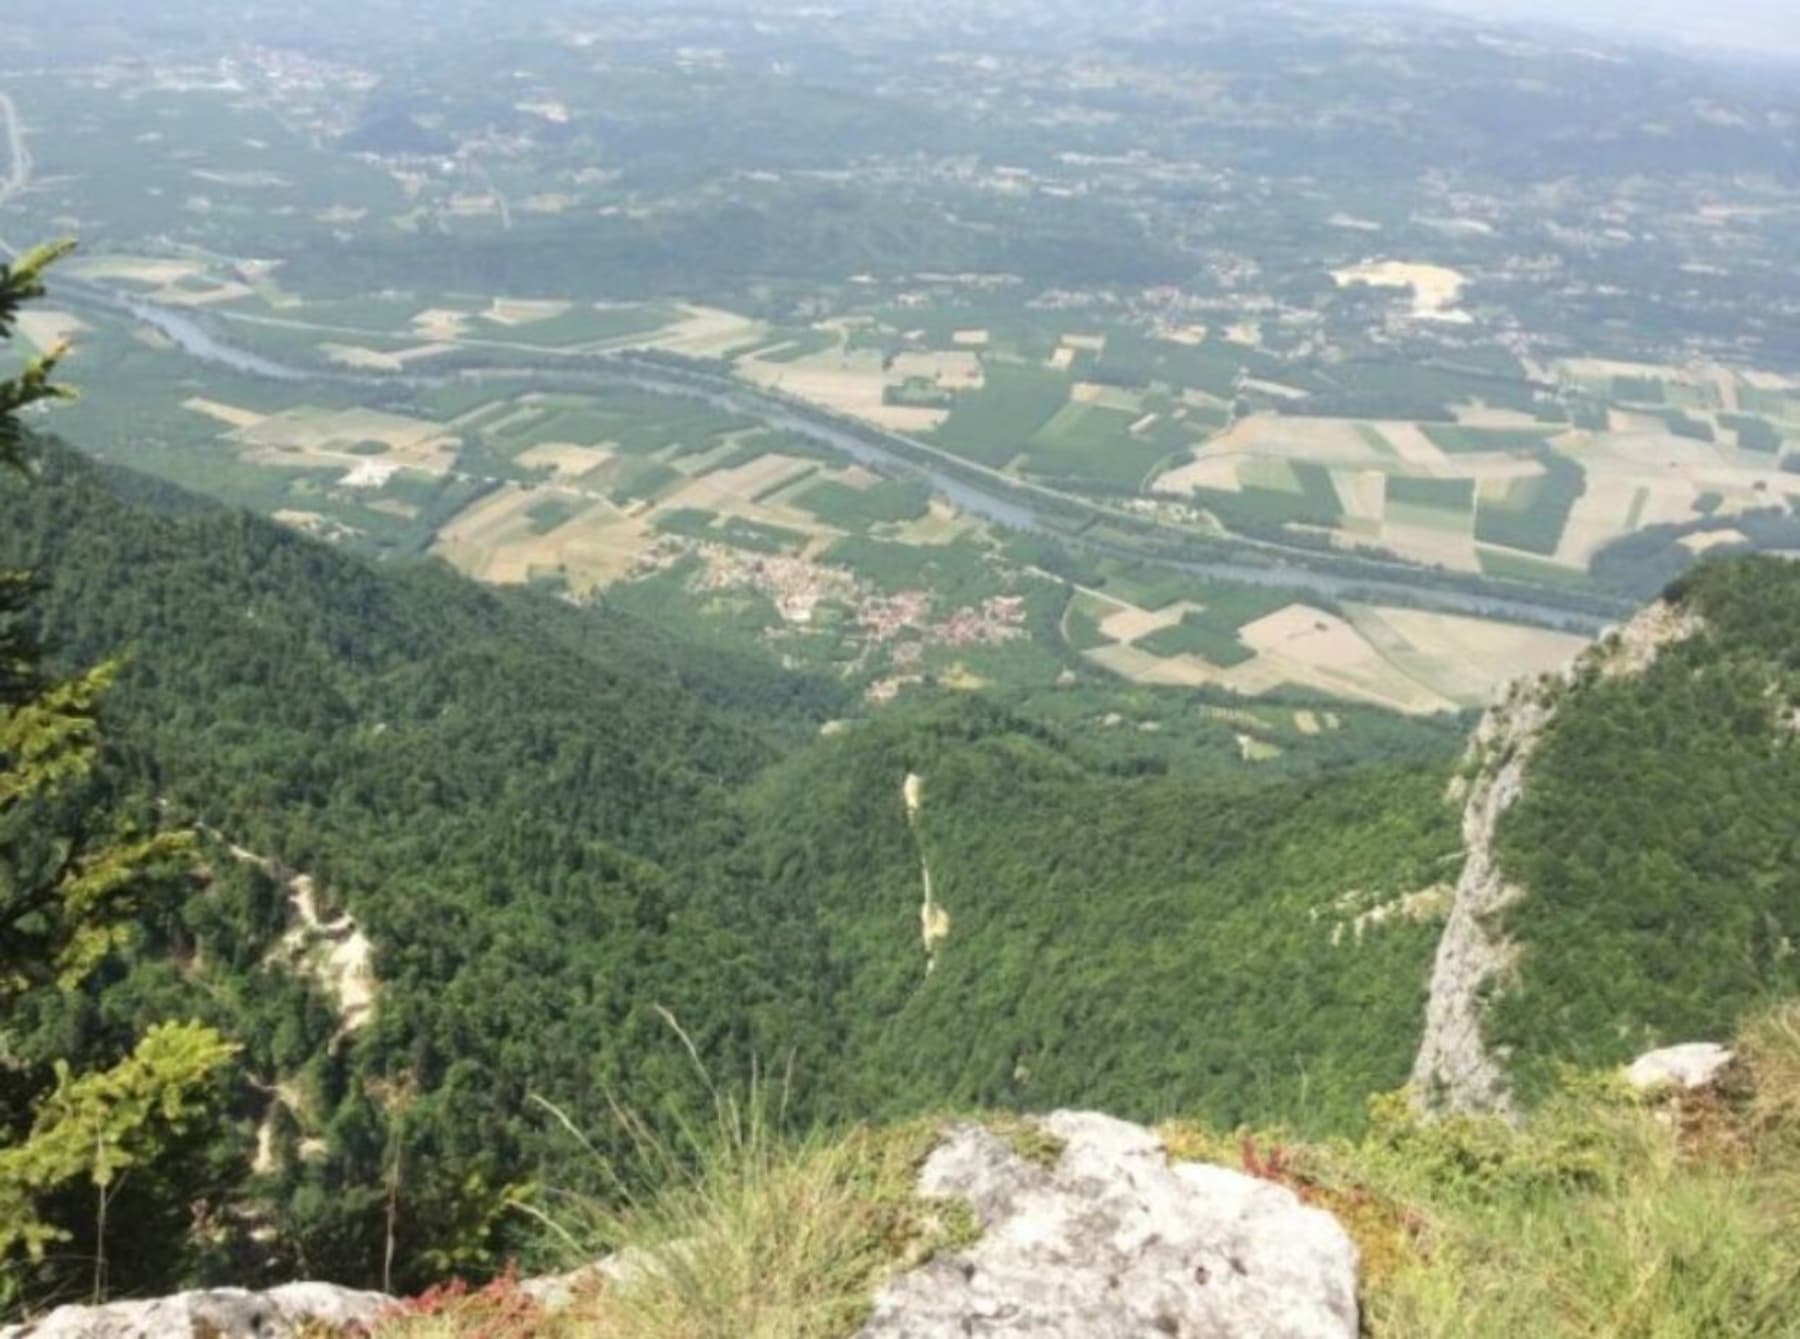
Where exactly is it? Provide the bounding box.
[858,1110,1359,1339]
[0,1283,388,1339]
[1625,1042,1735,1092]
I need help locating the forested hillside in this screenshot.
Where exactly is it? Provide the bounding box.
[1487,557,1800,1094]
[0,442,851,1295]
[735,700,1458,1131]
[5,433,1797,1310]
[0,441,1469,1298]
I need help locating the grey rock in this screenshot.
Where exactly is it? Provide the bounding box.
[0,1282,389,1339]
[1412,599,1705,1117]
[518,1248,658,1310]
[858,1110,1359,1339]
[1625,1042,1734,1092]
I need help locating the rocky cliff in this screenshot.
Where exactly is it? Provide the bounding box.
[1410,599,1704,1114]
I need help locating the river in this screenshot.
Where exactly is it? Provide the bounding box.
[79,285,1619,634]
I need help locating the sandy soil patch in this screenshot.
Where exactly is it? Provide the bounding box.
[182,396,266,429]
[1680,528,1750,555]
[15,309,87,353]
[1061,334,1107,353]
[1238,733,1283,762]
[413,308,472,341]
[1098,602,1190,644]
[314,205,367,225]
[1154,416,1453,493]
[1293,710,1322,735]
[1084,642,1216,687]
[884,499,981,546]
[320,342,453,372]
[1377,517,1480,574]
[1741,370,1798,393]
[1048,346,1076,371]
[1070,382,1142,411]
[1378,423,1457,471]
[516,99,571,123]
[1240,377,1309,401]
[891,350,985,391]
[636,304,770,358]
[70,254,204,287]
[519,193,576,215]
[1344,605,1590,708]
[1333,469,1388,525]
[192,168,290,188]
[160,280,256,308]
[663,453,818,513]
[938,663,989,690]
[739,349,948,433]
[365,498,420,519]
[518,442,614,478]
[1084,601,1460,714]
[1332,260,1470,322]
[1557,357,1686,386]
[1237,604,1455,714]
[952,329,990,347]
[435,485,645,590]
[448,193,500,217]
[484,298,572,326]
[272,510,359,543]
[320,342,406,372]
[236,407,458,473]
[1153,452,1244,494]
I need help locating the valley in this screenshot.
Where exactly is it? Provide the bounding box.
[9,2,1800,723]
[2,1,1799,1331]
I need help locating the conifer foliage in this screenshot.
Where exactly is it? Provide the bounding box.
[0,245,233,1308]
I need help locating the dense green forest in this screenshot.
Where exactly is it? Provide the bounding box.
[0,438,1472,1299]
[3,435,1796,1306]
[1488,557,1800,1094]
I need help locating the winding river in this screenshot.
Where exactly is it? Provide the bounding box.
[82,284,1620,634]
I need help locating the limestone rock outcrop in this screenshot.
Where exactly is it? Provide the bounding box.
[1625,1042,1735,1092]
[857,1110,1359,1339]
[1411,599,1704,1115]
[0,1283,389,1339]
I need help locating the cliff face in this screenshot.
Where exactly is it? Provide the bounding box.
[1410,600,1704,1114]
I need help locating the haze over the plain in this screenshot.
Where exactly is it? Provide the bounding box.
[1372,0,1800,54]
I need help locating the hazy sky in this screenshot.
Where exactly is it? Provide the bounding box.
[1388,0,1800,55]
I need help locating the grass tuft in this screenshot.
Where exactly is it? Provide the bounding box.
[377,1005,1800,1338]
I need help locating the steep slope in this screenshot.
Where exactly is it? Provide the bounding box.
[12,435,1796,1307]
[740,697,1461,1133]
[0,443,842,1290]
[1414,556,1800,1109]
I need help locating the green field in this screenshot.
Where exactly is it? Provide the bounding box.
[1024,402,1174,489]
[796,478,932,530]
[930,363,1070,468]
[1387,476,1476,511]
[1137,614,1256,666]
[1422,426,1551,454]
[1472,453,1587,555]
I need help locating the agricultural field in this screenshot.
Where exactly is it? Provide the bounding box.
[1066,577,1586,715]
[10,2,1800,719]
